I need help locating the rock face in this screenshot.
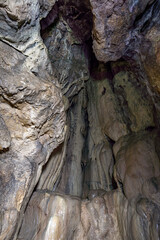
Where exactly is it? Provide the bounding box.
[0,0,160,240]
[0,1,66,239]
[18,190,160,240]
[90,0,158,62]
[42,17,89,97]
[113,130,160,201]
[90,0,160,94]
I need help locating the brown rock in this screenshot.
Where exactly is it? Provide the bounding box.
[18,190,160,240]
[0,0,54,77]
[0,40,65,239]
[43,17,89,98]
[0,116,11,151]
[113,130,160,201]
[90,0,153,62]
[88,78,128,142]
[141,25,160,93]
[113,71,155,132]
[0,0,160,240]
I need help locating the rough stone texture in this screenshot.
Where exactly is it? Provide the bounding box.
[90,0,160,96]
[36,142,66,191]
[43,17,89,98]
[90,0,156,62]
[0,0,66,237]
[88,78,128,142]
[0,0,53,78]
[0,40,65,240]
[18,190,160,240]
[56,89,87,196]
[113,71,155,132]
[85,79,116,193]
[140,23,160,93]
[58,0,93,43]
[39,0,57,19]
[113,130,160,201]
[0,0,160,239]
[0,115,11,151]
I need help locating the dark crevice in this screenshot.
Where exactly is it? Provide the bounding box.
[81,104,90,196]
[40,2,59,35]
[84,37,114,81]
[40,0,116,85]
[105,134,118,190]
[134,0,158,33]
[112,176,118,190]
[105,135,115,148]
[58,0,93,43]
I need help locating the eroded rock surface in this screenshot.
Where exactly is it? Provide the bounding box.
[43,17,89,98]
[113,130,160,201]
[90,0,158,61]
[0,0,160,239]
[0,115,11,151]
[18,190,160,240]
[90,0,160,95]
[0,1,66,239]
[0,40,65,240]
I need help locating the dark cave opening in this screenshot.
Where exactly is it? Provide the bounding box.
[40,0,114,82]
[40,0,93,42]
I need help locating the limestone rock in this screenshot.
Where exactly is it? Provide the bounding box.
[58,0,93,43]
[43,18,89,98]
[88,78,128,142]
[85,79,116,193]
[0,115,11,150]
[90,0,156,62]
[56,89,86,196]
[36,143,66,191]
[18,190,160,240]
[113,130,160,201]
[39,0,57,19]
[141,24,160,93]
[90,0,160,97]
[0,0,54,77]
[113,71,155,132]
[0,0,160,239]
[18,191,84,240]
[0,40,65,239]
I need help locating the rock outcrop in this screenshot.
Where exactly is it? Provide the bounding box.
[0,1,66,239]
[113,130,160,201]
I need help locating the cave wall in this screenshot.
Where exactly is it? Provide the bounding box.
[0,0,160,239]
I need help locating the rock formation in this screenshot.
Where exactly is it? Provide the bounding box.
[0,0,160,239]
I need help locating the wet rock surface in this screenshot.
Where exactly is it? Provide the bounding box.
[113,130,160,201]
[0,0,160,239]
[18,190,160,240]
